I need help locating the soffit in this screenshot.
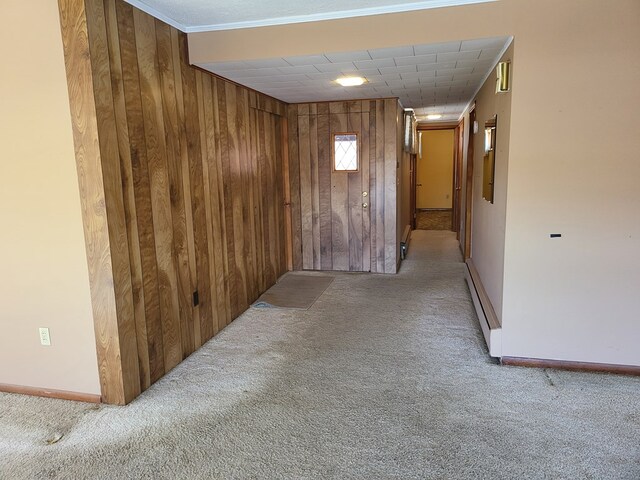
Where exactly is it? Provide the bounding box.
[197,36,511,121]
[125,0,496,32]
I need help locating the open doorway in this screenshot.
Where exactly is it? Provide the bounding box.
[414,124,463,234]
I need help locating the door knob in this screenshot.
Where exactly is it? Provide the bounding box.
[417,183,423,186]
[362,203,368,208]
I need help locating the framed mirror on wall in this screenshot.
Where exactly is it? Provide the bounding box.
[483,115,497,203]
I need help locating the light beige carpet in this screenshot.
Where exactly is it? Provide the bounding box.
[252,273,334,309]
[1,231,639,479]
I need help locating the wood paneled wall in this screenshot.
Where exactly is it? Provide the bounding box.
[288,100,399,274]
[59,0,288,404]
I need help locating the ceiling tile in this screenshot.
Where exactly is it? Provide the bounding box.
[394,54,437,67]
[283,54,330,65]
[324,50,372,62]
[437,50,481,63]
[354,58,396,69]
[414,41,461,55]
[277,65,320,74]
[369,45,415,59]
[315,62,357,73]
[379,65,417,75]
[244,58,291,68]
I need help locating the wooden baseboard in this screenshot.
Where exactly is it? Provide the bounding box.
[501,357,640,376]
[0,383,101,403]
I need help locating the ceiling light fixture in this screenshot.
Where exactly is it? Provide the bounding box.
[336,76,366,87]
[426,114,443,120]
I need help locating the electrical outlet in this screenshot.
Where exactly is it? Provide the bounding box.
[39,328,51,346]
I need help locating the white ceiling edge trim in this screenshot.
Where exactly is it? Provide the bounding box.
[127,0,497,34]
[458,35,514,122]
[125,0,189,31]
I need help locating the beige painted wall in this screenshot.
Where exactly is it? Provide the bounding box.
[0,1,100,393]
[418,130,455,209]
[500,1,640,365]
[468,43,513,323]
[189,0,640,366]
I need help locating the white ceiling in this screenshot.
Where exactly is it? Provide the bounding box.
[197,36,511,122]
[125,0,495,32]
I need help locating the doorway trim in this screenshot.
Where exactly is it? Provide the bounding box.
[463,104,476,259]
[416,122,464,235]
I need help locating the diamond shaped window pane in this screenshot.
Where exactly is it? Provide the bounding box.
[334,134,358,171]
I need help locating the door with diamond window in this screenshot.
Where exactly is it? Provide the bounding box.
[327,112,370,271]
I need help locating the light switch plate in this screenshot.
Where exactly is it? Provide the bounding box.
[39,327,51,346]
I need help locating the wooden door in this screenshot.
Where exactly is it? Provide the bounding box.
[328,112,370,271]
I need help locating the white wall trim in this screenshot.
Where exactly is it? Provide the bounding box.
[124,0,189,31]
[127,0,496,33]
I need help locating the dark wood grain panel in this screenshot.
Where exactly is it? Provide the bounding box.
[155,21,195,356]
[361,112,371,273]
[298,114,313,269]
[375,100,386,273]
[105,0,151,390]
[309,114,321,270]
[133,7,183,372]
[59,0,288,404]
[85,0,142,400]
[287,107,302,271]
[114,0,164,384]
[317,114,333,270]
[347,111,363,271]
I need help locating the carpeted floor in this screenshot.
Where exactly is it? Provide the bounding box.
[1,231,639,479]
[416,210,453,231]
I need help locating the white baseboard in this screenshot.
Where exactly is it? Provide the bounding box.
[464,265,502,357]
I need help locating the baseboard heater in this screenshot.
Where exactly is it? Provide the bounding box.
[464,260,502,357]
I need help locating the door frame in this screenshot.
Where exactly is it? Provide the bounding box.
[463,104,476,259]
[416,122,463,235]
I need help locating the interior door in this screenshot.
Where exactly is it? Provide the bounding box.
[329,112,370,271]
[296,106,371,272]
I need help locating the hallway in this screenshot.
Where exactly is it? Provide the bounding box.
[1,231,638,479]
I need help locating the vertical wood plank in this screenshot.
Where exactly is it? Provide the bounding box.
[115,0,164,384]
[59,0,136,405]
[375,100,386,273]
[317,113,333,270]
[384,99,398,274]
[86,0,141,399]
[226,83,249,313]
[360,112,371,273]
[309,114,321,270]
[298,115,313,269]
[105,0,150,390]
[170,26,200,349]
[348,111,363,271]
[330,113,350,271]
[201,76,226,334]
[179,39,214,343]
[212,77,233,326]
[133,7,183,370]
[155,21,195,356]
[287,106,302,270]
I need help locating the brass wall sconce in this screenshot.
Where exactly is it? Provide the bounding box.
[495,61,511,93]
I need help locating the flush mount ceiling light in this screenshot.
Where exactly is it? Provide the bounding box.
[335,76,366,87]
[426,114,443,120]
